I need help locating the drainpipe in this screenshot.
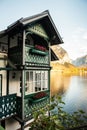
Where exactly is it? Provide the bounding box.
[21,70,25,130]
[7,35,10,95]
[21,30,25,130]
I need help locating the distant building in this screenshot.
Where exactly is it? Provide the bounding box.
[0,10,63,130]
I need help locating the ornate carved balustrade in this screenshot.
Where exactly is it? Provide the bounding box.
[25,46,49,66]
[0,92,50,120]
[24,91,50,120]
[0,94,17,120]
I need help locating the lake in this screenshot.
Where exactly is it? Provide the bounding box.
[51,70,87,114]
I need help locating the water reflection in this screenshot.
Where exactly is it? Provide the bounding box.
[51,70,87,114]
[51,70,71,96]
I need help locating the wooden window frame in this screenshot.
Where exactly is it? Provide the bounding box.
[25,71,48,95]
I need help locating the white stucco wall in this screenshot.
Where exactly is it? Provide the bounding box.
[0,53,7,96]
[5,118,20,130]
[5,118,33,130]
[9,71,21,96]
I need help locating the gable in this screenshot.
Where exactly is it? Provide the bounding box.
[21,11,63,44]
[0,10,63,45]
[27,23,49,40]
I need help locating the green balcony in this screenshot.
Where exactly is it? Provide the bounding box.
[25,46,49,66]
[24,91,50,119]
[0,94,17,119]
[0,92,50,120]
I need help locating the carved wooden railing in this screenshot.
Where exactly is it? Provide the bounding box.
[0,92,50,120]
[24,91,50,120]
[0,94,17,120]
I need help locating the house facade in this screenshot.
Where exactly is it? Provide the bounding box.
[0,10,63,130]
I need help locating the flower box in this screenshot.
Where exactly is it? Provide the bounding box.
[29,48,48,56]
[33,92,47,99]
[29,92,48,103]
[35,45,46,52]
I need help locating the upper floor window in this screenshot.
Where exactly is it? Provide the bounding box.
[25,34,34,46]
[0,43,8,53]
[9,33,22,48]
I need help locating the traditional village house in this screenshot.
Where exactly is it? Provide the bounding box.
[0,10,63,130]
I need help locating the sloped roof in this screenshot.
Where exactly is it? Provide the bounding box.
[51,48,59,61]
[0,10,63,45]
[0,30,6,38]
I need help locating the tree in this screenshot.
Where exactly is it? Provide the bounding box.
[29,95,87,130]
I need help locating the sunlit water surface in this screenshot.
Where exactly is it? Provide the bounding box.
[51,71,87,114]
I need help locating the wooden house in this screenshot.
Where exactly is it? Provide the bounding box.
[0,10,63,130]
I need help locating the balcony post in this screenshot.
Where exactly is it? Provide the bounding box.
[21,30,26,128]
[21,122,25,130]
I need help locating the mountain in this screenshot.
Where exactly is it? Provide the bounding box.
[51,61,78,74]
[50,45,79,74]
[72,55,87,67]
[51,45,71,63]
[50,45,87,74]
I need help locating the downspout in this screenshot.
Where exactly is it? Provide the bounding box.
[48,41,51,117]
[7,35,10,95]
[49,41,51,97]
[21,30,25,130]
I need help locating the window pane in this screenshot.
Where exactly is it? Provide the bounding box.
[42,71,48,90]
[35,71,41,92]
[30,71,33,81]
[25,71,34,94]
[25,71,48,94]
[26,72,29,81]
[29,71,33,92]
[42,71,45,90]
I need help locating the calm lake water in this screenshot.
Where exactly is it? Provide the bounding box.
[51,71,87,114]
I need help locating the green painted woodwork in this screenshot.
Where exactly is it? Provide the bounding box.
[6,22,51,121]
[0,92,50,120]
[24,91,50,119]
[24,97,49,119]
[8,45,49,66]
[0,94,17,119]
[30,48,48,56]
[27,23,49,40]
[0,67,13,70]
[9,46,22,65]
[25,46,49,66]
[16,97,22,118]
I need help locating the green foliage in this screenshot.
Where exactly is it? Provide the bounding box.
[29,95,87,130]
[0,126,5,130]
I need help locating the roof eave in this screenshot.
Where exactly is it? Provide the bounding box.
[0,10,63,45]
[21,10,63,44]
[0,29,7,38]
[21,11,49,25]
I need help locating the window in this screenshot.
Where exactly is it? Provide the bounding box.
[10,35,18,48]
[25,71,48,95]
[9,33,22,48]
[25,35,34,46]
[0,43,8,53]
[35,71,41,91]
[0,75,2,96]
[41,71,48,90]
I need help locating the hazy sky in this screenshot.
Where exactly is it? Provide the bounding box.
[0,0,87,60]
